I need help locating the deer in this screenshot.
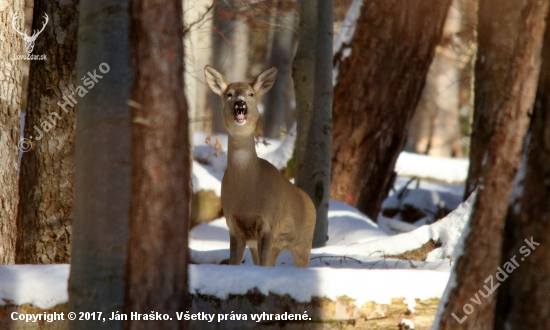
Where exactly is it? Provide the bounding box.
[204,65,316,268]
[12,12,49,54]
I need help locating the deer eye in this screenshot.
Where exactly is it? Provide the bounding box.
[248,92,254,97]
[226,93,232,99]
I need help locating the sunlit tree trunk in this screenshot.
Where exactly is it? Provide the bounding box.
[293,0,333,248]
[436,1,548,328]
[16,0,78,264]
[463,0,525,198]
[409,0,462,158]
[0,0,25,265]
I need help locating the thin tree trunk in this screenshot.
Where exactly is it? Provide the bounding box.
[463,0,525,199]
[296,0,333,248]
[16,0,78,265]
[292,0,316,186]
[209,2,248,134]
[0,0,25,265]
[68,0,132,329]
[330,0,451,220]
[125,0,190,328]
[263,5,296,138]
[495,7,550,328]
[409,1,462,158]
[436,1,548,328]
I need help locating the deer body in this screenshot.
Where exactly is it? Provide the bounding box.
[205,66,316,267]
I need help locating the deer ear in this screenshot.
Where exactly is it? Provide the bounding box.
[252,66,278,95]
[204,65,229,95]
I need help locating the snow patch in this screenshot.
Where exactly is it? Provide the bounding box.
[0,265,69,309]
[395,152,469,183]
[190,264,450,308]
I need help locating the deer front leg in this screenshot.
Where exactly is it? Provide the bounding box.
[258,232,274,266]
[229,233,246,265]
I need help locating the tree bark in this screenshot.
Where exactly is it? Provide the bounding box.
[495,6,550,328]
[463,0,525,199]
[125,0,190,328]
[16,0,78,265]
[330,0,451,220]
[68,0,132,329]
[436,1,549,328]
[0,0,25,265]
[293,0,333,248]
[292,0,316,177]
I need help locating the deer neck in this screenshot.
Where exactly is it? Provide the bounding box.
[227,134,258,171]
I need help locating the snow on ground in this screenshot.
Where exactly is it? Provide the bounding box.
[190,194,475,273]
[0,264,69,309]
[0,132,472,313]
[395,152,469,184]
[187,132,472,307]
[190,265,450,308]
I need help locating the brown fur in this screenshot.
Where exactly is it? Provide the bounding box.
[205,65,316,267]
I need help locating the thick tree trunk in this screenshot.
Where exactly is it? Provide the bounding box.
[263,4,296,138]
[125,0,190,328]
[463,0,525,199]
[330,0,451,220]
[495,8,550,328]
[0,0,25,265]
[68,0,132,329]
[436,1,549,328]
[16,0,78,265]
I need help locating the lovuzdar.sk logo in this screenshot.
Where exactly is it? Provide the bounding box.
[11,12,48,61]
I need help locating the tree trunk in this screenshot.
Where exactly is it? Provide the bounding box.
[0,0,25,265]
[436,1,549,328]
[184,0,213,133]
[463,0,525,199]
[125,0,190,328]
[495,7,550,328]
[263,3,296,138]
[293,0,333,248]
[16,0,78,265]
[209,2,248,134]
[330,0,451,220]
[68,0,132,329]
[292,0,316,177]
[408,0,462,158]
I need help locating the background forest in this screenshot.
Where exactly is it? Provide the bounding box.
[0,0,549,329]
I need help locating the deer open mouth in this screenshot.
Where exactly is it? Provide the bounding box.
[234,100,247,124]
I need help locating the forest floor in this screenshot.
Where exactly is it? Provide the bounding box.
[0,132,472,329]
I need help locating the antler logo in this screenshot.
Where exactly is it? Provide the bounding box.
[12,12,49,54]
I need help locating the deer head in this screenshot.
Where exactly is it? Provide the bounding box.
[205,65,277,138]
[12,12,49,54]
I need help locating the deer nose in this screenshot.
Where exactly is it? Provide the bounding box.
[234,100,247,115]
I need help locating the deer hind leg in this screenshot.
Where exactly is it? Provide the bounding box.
[267,246,282,267]
[258,232,274,266]
[290,244,311,268]
[249,246,260,265]
[229,233,246,265]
